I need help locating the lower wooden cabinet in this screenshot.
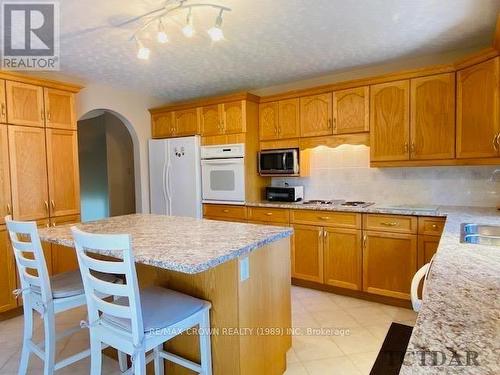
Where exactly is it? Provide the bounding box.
[292,224,324,283]
[0,227,17,313]
[362,231,417,300]
[324,228,362,290]
[418,235,440,268]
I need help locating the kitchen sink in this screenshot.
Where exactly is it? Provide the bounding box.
[460,224,500,246]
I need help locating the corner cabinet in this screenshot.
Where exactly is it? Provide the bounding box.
[456,57,500,159]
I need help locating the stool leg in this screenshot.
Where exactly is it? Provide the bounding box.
[153,345,164,375]
[43,306,56,375]
[133,352,146,375]
[117,351,128,372]
[89,334,102,375]
[199,310,212,375]
[18,304,33,375]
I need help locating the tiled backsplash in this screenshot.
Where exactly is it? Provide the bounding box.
[272,145,499,207]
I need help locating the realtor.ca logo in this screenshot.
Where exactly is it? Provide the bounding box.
[1,1,60,70]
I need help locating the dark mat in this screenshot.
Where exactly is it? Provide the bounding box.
[370,322,413,375]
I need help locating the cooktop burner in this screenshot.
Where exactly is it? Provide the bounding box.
[302,200,374,208]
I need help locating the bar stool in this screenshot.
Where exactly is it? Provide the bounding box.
[410,256,434,312]
[71,227,213,375]
[5,216,127,375]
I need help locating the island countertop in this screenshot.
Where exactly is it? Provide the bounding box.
[38,213,293,274]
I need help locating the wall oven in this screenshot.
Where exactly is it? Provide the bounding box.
[259,148,300,176]
[201,144,245,204]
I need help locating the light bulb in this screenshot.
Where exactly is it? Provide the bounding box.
[136,39,150,60]
[157,20,168,43]
[182,8,195,38]
[207,26,223,41]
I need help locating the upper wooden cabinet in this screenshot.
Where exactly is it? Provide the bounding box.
[6,81,44,127]
[370,80,410,162]
[456,57,500,158]
[46,129,80,217]
[259,102,279,140]
[300,93,333,137]
[332,87,369,134]
[152,112,175,138]
[259,99,300,141]
[44,88,76,130]
[8,125,49,220]
[175,108,199,136]
[0,125,12,225]
[410,73,456,160]
[201,104,223,136]
[0,80,6,123]
[222,101,245,134]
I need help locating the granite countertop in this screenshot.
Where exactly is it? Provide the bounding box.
[39,214,293,274]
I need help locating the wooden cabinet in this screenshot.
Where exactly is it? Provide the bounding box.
[363,214,417,234]
[418,235,440,268]
[0,80,6,123]
[456,57,500,158]
[259,99,300,141]
[362,231,417,300]
[222,101,245,134]
[418,217,445,236]
[50,215,80,274]
[46,129,80,217]
[292,224,323,283]
[410,73,456,160]
[203,204,247,221]
[43,88,75,130]
[0,227,17,313]
[175,108,199,136]
[5,81,44,127]
[370,80,410,161]
[300,93,333,137]
[332,87,369,134]
[291,210,361,229]
[200,105,223,136]
[259,102,279,140]
[323,228,362,290]
[0,124,12,225]
[247,207,289,224]
[152,112,175,138]
[8,125,49,220]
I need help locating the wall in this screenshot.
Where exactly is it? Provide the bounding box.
[76,83,163,213]
[273,145,499,208]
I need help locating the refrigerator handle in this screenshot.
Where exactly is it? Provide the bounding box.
[167,161,173,214]
[162,159,169,214]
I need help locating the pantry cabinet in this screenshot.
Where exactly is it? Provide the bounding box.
[5,81,45,127]
[0,227,17,313]
[292,224,324,283]
[0,80,6,123]
[332,86,369,134]
[456,57,500,158]
[0,124,12,225]
[44,88,76,130]
[300,93,333,137]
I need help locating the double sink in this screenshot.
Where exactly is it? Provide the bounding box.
[460,224,500,246]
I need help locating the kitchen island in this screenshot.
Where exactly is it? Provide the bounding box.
[39,214,294,375]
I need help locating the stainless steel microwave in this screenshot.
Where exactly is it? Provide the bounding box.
[258,148,299,176]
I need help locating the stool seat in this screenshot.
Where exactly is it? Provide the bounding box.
[103,286,210,332]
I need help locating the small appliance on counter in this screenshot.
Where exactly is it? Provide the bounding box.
[266,186,304,202]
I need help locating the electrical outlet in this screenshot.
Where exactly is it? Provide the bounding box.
[240,256,249,282]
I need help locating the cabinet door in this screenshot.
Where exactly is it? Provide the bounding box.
[46,129,80,217]
[259,102,279,141]
[200,105,222,136]
[370,80,410,161]
[8,125,49,220]
[279,98,300,139]
[175,108,199,136]
[456,57,500,158]
[0,124,12,225]
[0,228,17,313]
[418,235,440,268]
[292,224,323,283]
[300,93,332,137]
[6,81,45,127]
[51,215,80,274]
[324,228,362,290]
[44,88,76,130]
[332,87,369,134]
[223,101,245,134]
[0,80,6,123]
[363,231,417,300]
[152,112,175,138]
[410,73,455,160]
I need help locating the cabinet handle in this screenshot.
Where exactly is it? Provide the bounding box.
[324,230,327,238]
[1,103,6,120]
[318,229,323,238]
[44,201,49,212]
[50,200,55,210]
[46,110,51,122]
[493,135,499,151]
[404,142,409,153]
[274,126,278,135]
[318,216,330,220]
[333,118,337,131]
[431,224,438,229]
[223,209,229,213]
[380,221,398,227]
[41,110,45,121]
[6,203,11,215]
[52,222,56,227]
[495,133,500,152]
[265,212,273,216]
[363,234,367,248]
[410,142,415,153]
[327,119,332,129]
[277,126,281,135]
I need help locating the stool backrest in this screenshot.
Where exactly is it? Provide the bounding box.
[71,226,144,345]
[5,216,52,303]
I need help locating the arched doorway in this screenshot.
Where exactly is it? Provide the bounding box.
[77,109,136,222]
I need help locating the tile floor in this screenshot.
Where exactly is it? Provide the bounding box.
[0,286,417,375]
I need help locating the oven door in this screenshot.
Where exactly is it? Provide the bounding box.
[259,149,299,176]
[201,158,245,204]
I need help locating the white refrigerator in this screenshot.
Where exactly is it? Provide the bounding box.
[149,136,202,218]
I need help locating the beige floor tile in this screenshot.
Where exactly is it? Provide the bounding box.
[349,351,379,374]
[293,335,344,361]
[284,361,309,375]
[332,327,383,355]
[379,305,417,322]
[303,298,343,313]
[329,294,380,309]
[345,305,393,327]
[310,309,361,330]
[364,321,392,340]
[287,348,300,364]
[302,356,361,375]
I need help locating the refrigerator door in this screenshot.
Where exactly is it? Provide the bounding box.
[149,139,170,215]
[166,136,202,218]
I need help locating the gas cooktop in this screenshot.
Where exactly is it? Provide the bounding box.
[301,200,375,208]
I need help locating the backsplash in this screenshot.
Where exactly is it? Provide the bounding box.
[272,145,499,208]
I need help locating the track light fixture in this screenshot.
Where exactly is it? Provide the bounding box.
[207,9,224,41]
[157,19,169,43]
[136,38,150,60]
[182,8,195,38]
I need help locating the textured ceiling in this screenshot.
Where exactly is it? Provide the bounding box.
[59,0,500,101]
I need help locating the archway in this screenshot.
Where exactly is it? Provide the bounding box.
[77,109,137,222]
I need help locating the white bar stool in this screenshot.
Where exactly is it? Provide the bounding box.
[5,216,127,375]
[71,226,213,375]
[410,256,434,312]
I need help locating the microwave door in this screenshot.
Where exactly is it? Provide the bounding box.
[260,153,285,173]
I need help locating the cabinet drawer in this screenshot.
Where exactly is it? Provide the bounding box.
[203,204,247,220]
[364,214,417,234]
[247,207,289,224]
[290,210,361,229]
[418,217,445,236]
